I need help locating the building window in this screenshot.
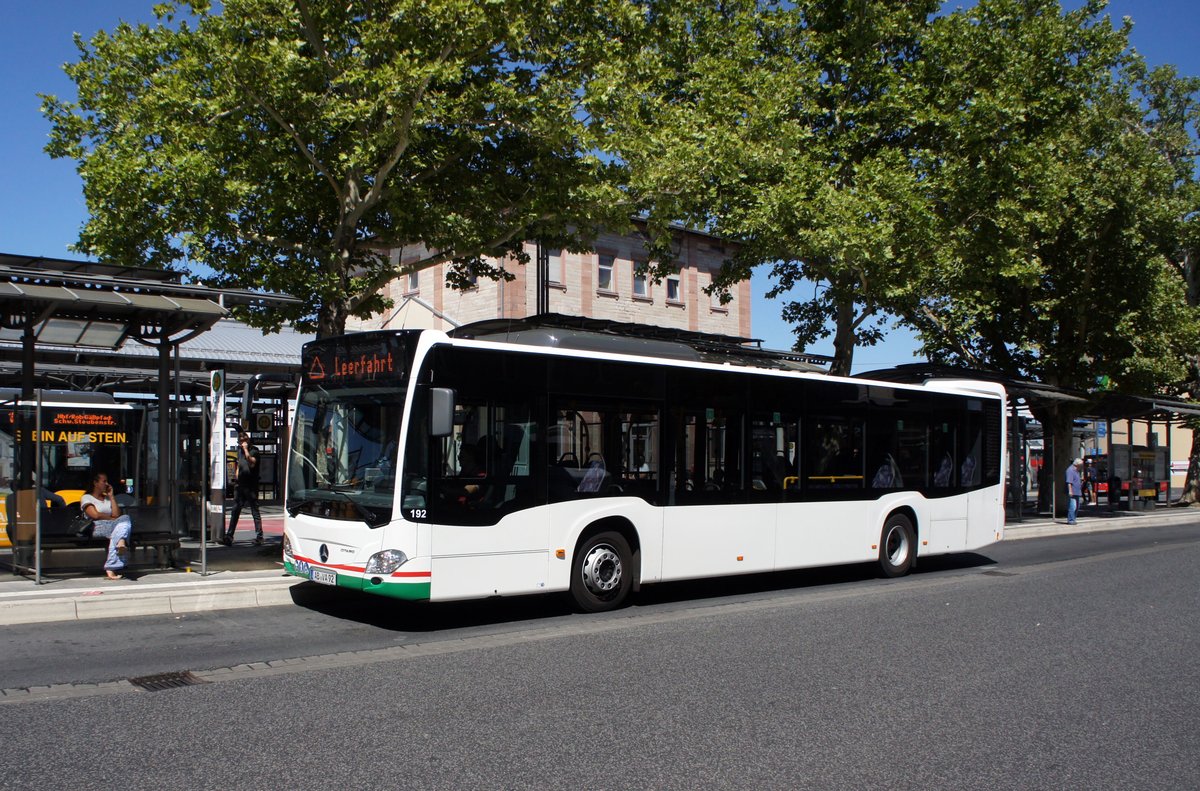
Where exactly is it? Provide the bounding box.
[632,263,649,300]
[536,246,563,285]
[405,271,419,294]
[710,280,728,312]
[666,274,682,304]
[598,254,615,293]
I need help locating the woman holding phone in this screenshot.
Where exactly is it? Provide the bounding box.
[80,472,133,580]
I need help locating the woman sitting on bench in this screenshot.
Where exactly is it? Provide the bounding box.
[79,472,133,580]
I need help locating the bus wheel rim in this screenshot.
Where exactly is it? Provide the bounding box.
[886,525,909,565]
[581,544,622,594]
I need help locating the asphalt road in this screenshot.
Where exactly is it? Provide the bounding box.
[2,523,1197,790]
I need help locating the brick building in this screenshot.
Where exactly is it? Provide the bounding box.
[348,225,751,337]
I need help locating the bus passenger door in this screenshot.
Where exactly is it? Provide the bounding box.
[662,407,776,579]
[428,399,550,599]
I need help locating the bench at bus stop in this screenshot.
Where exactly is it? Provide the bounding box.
[5,500,180,575]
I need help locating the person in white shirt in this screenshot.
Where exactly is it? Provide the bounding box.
[79,472,133,580]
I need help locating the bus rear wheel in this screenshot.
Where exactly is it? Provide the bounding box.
[879,514,915,578]
[571,531,633,613]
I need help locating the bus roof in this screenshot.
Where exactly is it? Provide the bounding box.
[451,313,831,374]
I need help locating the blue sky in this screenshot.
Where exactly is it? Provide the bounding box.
[2,1,1196,367]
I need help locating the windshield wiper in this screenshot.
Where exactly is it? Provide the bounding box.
[287,490,386,528]
[338,490,388,528]
[285,497,315,518]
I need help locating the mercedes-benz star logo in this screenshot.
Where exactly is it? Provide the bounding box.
[319,544,329,563]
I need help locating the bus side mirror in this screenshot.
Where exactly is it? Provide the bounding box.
[430,388,455,437]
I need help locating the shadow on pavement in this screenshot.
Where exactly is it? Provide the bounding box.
[287,551,998,634]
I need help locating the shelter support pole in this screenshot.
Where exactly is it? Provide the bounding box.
[158,342,171,522]
[1167,417,1173,503]
[1107,418,1114,509]
[34,393,42,585]
[1050,430,1057,519]
[1128,421,1134,511]
[172,345,182,535]
[1009,402,1022,522]
[17,322,35,490]
[20,320,34,401]
[200,390,208,575]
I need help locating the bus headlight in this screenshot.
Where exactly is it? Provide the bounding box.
[365,549,409,574]
[282,533,293,559]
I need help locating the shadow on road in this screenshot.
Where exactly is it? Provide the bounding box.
[288,551,997,633]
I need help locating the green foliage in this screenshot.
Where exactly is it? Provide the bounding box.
[591,0,941,374]
[41,0,1200,406]
[1137,64,1200,314]
[912,0,1198,398]
[43,0,633,335]
[597,0,1198,389]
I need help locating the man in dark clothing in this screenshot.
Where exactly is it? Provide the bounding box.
[224,431,263,545]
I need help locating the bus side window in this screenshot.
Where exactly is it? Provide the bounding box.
[804,417,864,490]
[961,403,984,488]
[930,421,956,488]
[549,405,660,504]
[750,413,795,499]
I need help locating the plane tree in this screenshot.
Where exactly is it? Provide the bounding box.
[910,0,1199,506]
[593,0,940,376]
[42,0,633,336]
[1136,64,1200,503]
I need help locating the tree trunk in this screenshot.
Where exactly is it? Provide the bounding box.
[316,298,349,339]
[1030,403,1080,517]
[829,294,856,377]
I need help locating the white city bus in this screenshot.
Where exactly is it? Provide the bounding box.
[283,318,1006,612]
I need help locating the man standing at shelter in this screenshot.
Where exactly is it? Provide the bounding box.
[223,431,263,545]
[1065,457,1084,525]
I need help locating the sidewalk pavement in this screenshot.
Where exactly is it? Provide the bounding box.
[2,503,1197,627]
[0,505,297,626]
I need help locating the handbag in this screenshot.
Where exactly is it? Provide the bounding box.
[70,511,94,538]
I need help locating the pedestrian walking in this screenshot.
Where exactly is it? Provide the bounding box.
[1065,457,1084,525]
[224,431,263,545]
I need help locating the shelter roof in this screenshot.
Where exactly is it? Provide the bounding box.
[0,253,306,395]
[1087,392,1200,421]
[0,254,301,346]
[0,319,311,395]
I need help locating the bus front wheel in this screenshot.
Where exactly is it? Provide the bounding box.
[571,531,633,613]
[879,514,915,578]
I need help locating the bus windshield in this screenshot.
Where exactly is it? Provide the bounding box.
[287,383,404,526]
[286,331,420,526]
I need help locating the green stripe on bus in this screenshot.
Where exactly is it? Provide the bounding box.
[366,579,431,601]
[284,561,430,601]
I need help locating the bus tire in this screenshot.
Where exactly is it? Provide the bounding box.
[571,531,633,613]
[879,514,914,578]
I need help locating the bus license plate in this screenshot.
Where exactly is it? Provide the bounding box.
[310,567,337,586]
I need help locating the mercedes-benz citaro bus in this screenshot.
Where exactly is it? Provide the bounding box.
[283,316,1006,612]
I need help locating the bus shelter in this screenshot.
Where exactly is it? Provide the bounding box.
[0,254,301,581]
[1085,392,1200,510]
